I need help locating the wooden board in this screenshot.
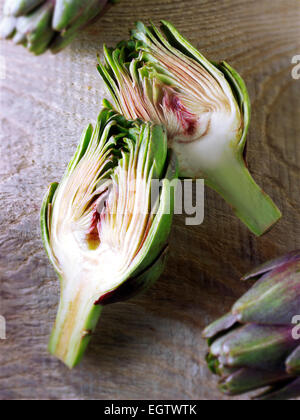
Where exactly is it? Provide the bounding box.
[0,0,300,400]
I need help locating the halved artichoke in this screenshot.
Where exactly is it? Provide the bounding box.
[97,21,281,236]
[41,105,178,368]
[0,0,115,54]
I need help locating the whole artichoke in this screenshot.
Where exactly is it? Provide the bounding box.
[41,105,178,368]
[97,21,281,236]
[203,251,300,400]
[0,0,115,54]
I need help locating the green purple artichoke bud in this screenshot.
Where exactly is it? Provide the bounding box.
[0,0,116,54]
[41,104,178,367]
[97,20,281,236]
[203,251,300,400]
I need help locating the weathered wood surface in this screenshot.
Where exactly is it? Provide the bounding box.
[0,0,300,400]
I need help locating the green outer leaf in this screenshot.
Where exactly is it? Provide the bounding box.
[219,367,292,396]
[7,0,44,17]
[49,32,78,54]
[211,324,297,371]
[2,0,114,54]
[40,182,59,273]
[205,353,221,375]
[256,377,300,401]
[232,259,300,325]
[65,123,94,177]
[52,0,95,31]
[51,0,108,53]
[97,52,123,114]
[286,346,300,375]
[14,2,54,55]
[216,61,251,151]
[202,312,238,340]
[242,250,300,281]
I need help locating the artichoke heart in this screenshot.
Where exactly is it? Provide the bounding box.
[41,106,178,368]
[97,20,281,236]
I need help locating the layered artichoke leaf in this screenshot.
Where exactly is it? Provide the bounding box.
[233,258,300,326]
[256,377,300,401]
[4,0,44,16]
[97,20,281,236]
[41,106,178,367]
[0,0,112,54]
[204,316,299,398]
[203,253,300,399]
[286,346,300,375]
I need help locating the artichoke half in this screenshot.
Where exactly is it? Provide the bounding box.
[0,0,115,54]
[97,21,281,236]
[203,251,300,400]
[41,106,178,368]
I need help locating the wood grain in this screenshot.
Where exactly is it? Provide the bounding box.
[0,0,300,400]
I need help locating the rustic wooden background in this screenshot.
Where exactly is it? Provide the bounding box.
[0,0,300,401]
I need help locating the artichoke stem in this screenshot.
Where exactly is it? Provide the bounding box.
[49,280,102,369]
[206,152,281,236]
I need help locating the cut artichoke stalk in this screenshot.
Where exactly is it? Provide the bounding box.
[41,106,178,368]
[203,251,300,400]
[0,0,115,54]
[97,21,281,236]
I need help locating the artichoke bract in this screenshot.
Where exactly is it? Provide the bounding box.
[0,0,115,54]
[97,20,281,236]
[41,106,178,368]
[203,251,300,400]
